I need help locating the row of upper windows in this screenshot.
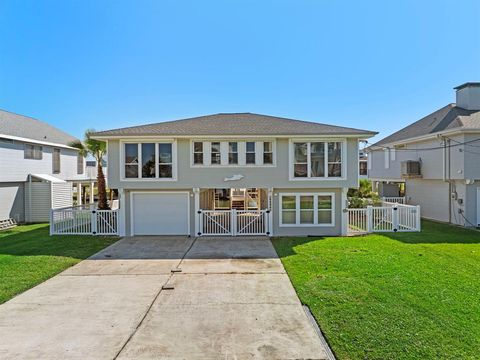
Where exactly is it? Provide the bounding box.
[192,141,273,166]
[121,140,345,180]
[23,144,84,175]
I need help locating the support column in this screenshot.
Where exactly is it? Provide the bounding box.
[78,183,83,206]
[90,182,95,204]
[341,187,348,236]
[193,188,200,236]
[118,188,126,236]
[267,188,274,236]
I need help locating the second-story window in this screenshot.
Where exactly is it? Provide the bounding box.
[24,144,42,160]
[246,142,256,164]
[228,142,238,164]
[292,141,343,178]
[158,143,172,178]
[359,161,367,175]
[141,143,155,178]
[52,148,61,174]
[211,142,221,165]
[77,154,84,175]
[263,142,273,164]
[193,142,203,164]
[124,142,175,179]
[125,144,139,178]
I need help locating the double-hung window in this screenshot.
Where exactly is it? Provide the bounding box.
[211,142,221,165]
[193,142,203,165]
[280,193,334,226]
[246,142,256,164]
[263,142,273,164]
[228,142,238,164]
[292,141,343,178]
[24,144,42,160]
[52,148,61,174]
[124,142,174,179]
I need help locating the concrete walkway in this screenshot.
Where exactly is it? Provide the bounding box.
[0,236,329,359]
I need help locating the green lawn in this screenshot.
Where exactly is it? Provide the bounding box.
[0,223,118,304]
[272,220,480,360]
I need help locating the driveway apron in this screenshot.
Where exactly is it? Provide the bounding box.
[0,236,328,360]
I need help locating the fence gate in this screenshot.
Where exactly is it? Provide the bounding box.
[199,209,269,236]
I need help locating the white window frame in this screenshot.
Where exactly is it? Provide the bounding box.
[120,140,177,181]
[190,139,276,167]
[193,141,203,165]
[289,139,346,181]
[245,141,256,165]
[263,141,273,164]
[279,192,335,227]
[52,148,61,174]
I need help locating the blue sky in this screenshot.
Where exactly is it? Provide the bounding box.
[0,0,479,144]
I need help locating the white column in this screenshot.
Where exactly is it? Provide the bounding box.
[267,188,274,236]
[90,182,95,204]
[193,188,200,236]
[78,183,83,205]
[118,188,126,236]
[341,187,348,236]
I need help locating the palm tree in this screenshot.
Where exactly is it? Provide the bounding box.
[69,129,109,210]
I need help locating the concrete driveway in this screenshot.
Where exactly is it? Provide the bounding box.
[0,236,330,359]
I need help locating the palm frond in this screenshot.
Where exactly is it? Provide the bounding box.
[68,140,88,157]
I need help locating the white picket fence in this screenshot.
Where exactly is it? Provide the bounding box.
[382,196,406,204]
[347,203,420,235]
[200,209,269,236]
[50,206,119,235]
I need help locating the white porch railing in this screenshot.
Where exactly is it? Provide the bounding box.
[382,196,406,204]
[199,209,269,236]
[347,203,420,235]
[50,206,119,235]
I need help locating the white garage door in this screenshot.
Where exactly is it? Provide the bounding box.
[131,192,189,235]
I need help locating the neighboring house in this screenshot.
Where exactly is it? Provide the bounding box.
[92,113,376,236]
[368,82,480,227]
[0,110,94,222]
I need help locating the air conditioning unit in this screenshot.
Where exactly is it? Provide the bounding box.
[401,160,422,178]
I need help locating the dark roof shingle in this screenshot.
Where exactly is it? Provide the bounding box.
[92,113,376,137]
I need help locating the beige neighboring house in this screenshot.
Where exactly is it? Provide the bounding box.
[0,110,96,223]
[92,113,376,237]
[368,82,480,227]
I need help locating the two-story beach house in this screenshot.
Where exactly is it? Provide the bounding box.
[0,110,96,223]
[92,113,376,237]
[368,83,480,227]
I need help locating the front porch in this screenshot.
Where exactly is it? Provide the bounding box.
[196,188,272,236]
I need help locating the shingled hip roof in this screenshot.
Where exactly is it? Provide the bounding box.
[92,113,376,137]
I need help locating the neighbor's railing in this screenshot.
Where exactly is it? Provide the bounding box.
[382,196,406,204]
[50,206,119,235]
[347,203,420,235]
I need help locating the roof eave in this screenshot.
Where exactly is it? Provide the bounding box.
[91,132,378,140]
[0,133,79,150]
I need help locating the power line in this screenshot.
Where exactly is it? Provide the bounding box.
[367,136,480,152]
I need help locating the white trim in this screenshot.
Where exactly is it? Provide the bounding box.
[288,139,347,181]
[0,133,79,150]
[129,191,190,236]
[189,139,277,168]
[92,133,376,140]
[120,140,178,181]
[278,192,336,227]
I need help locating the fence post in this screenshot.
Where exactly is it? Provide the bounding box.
[416,205,421,231]
[49,210,54,236]
[197,210,203,236]
[91,210,97,235]
[232,209,237,236]
[392,204,399,232]
[366,206,373,233]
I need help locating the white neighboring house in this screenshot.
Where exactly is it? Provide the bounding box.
[368,82,480,227]
[0,110,96,223]
[358,149,368,179]
[92,113,376,237]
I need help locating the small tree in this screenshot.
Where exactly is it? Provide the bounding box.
[69,129,109,210]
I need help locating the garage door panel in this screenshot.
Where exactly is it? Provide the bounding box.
[132,193,189,235]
